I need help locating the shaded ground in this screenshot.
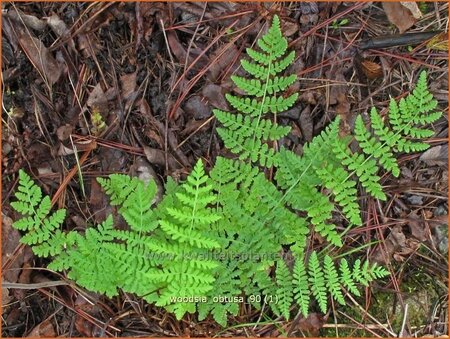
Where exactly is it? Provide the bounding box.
[2,2,448,337]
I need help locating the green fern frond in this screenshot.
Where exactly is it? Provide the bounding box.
[276,259,294,319]
[315,163,361,225]
[332,135,385,200]
[97,174,142,205]
[240,50,295,78]
[366,71,441,156]
[215,110,290,141]
[290,253,389,316]
[11,170,43,216]
[32,230,77,257]
[368,263,390,279]
[308,251,328,313]
[307,190,342,247]
[324,255,345,306]
[214,15,297,167]
[225,93,299,116]
[293,258,310,317]
[11,170,67,252]
[351,259,368,286]
[117,179,158,232]
[11,15,442,328]
[20,209,66,245]
[339,258,361,297]
[150,160,222,318]
[354,115,400,177]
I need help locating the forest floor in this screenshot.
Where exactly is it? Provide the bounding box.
[1,2,448,337]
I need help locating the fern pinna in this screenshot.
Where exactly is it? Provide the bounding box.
[10,14,442,327]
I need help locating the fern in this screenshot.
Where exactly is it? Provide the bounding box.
[324,255,345,306]
[9,15,441,328]
[11,170,66,253]
[214,15,297,167]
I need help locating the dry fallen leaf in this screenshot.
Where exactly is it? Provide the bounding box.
[120,72,138,110]
[87,83,107,108]
[184,95,211,120]
[134,157,163,204]
[56,124,73,141]
[2,215,22,309]
[400,2,423,19]
[361,59,383,79]
[120,72,137,100]
[167,30,187,63]
[45,13,70,37]
[27,319,56,337]
[382,2,417,33]
[372,225,405,264]
[5,9,46,31]
[299,106,314,142]
[207,44,239,82]
[202,83,228,111]
[18,33,62,85]
[419,145,448,167]
[297,313,325,336]
[408,211,428,242]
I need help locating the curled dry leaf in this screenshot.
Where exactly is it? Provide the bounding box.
[167,30,187,63]
[372,225,405,264]
[87,83,107,108]
[361,59,383,79]
[143,145,180,170]
[120,72,138,110]
[299,106,314,142]
[283,20,299,37]
[382,2,417,33]
[181,118,212,137]
[120,72,137,100]
[134,157,163,204]
[2,215,22,308]
[18,33,61,85]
